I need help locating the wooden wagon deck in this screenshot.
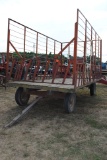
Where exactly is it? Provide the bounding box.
[8,77,100,93]
[8,78,75,93]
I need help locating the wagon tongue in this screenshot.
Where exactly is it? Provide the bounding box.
[4,96,42,128]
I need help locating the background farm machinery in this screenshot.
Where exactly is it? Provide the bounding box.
[0,53,7,86]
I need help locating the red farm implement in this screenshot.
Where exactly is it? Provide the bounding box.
[6,9,102,114]
[0,53,6,87]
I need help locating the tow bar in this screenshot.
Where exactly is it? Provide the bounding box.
[4,96,42,128]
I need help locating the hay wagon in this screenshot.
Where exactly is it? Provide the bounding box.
[6,9,102,113]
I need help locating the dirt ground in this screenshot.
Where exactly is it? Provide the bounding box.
[0,84,107,160]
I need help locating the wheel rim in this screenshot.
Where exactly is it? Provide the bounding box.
[64,93,76,113]
[21,92,29,103]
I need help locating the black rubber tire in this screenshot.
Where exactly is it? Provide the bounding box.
[90,83,96,96]
[15,87,30,106]
[64,93,76,113]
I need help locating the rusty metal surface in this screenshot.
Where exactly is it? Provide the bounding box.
[6,9,102,90]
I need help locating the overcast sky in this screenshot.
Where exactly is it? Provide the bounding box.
[0,0,107,62]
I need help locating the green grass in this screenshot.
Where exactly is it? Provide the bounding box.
[1,84,107,160]
[85,117,107,129]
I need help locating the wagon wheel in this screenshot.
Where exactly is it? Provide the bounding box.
[64,93,76,113]
[15,87,30,106]
[90,83,96,96]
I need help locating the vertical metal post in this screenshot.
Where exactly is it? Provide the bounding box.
[91,28,94,57]
[61,42,62,73]
[100,40,102,74]
[73,22,78,87]
[46,37,48,61]
[90,26,93,80]
[98,37,100,59]
[24,27,26,60]
[68,45,70,58]
[36,32,38,59]
[95,33,96,74]
[77,9,79,23]
[54,40,56,55]
[6,18,10,80]
[84,20,87,63]
[91,27,93,59]
[73,9,79,88]
[98,37,100,76]
[83,19,87,84]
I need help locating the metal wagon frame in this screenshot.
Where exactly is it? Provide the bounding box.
[6,9,102,113]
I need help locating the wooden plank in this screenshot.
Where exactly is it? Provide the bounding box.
[8,80,75,93]
[4,96,42,128]
[7,75,101,93]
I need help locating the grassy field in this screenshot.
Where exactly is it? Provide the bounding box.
[0,84,107,160]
